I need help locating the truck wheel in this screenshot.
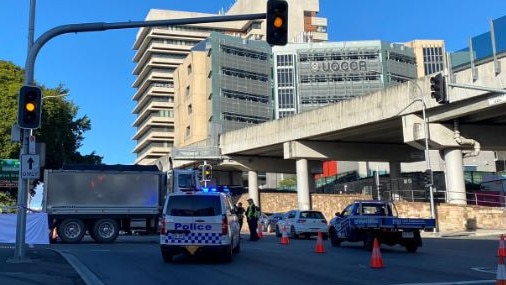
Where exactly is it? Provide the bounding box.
[92,219,119,243]
[58,219,86,243]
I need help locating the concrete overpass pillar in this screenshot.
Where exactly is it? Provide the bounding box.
[296,159,311,210]
[389,162,401,179]
[444,149,467,205]
[248,171,259,205]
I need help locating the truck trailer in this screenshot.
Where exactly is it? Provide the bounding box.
[43,164,167,243]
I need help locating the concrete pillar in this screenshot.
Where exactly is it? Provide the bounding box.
[248,171,259,205]
[296,159,311,210]
[444,149,467,205]
[389,161,401,179]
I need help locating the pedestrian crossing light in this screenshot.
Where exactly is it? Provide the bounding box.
[266,0,288,46]
[18,85,43,129]
[430,73,448,104]
[423,169,432,187]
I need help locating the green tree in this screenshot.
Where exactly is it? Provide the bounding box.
[279,176,297,190]
[0,60,103,170]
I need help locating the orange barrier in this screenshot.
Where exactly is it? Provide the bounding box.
[280,226,289,245]
[257,223,263,239]
[497,256,506,285]
[499,234,506,257]
[370,238,384,269]
[314,231,326,253]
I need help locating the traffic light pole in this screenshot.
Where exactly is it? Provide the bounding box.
[14,11,267,261]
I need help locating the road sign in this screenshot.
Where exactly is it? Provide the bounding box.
[21,154,40,179]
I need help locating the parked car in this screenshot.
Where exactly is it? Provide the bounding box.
[275,210,328,239]
[259,213,269,232]
[266,212,284,233]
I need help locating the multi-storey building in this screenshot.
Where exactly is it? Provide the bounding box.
[131,0,327,165]
[173,32,272,149]
[272,41,417,118]
[403,40,446,77]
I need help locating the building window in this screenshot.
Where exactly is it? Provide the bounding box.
[185,86,190,96]
[187,104,192,114]
[187,64,192,75]
[186,126,191,137]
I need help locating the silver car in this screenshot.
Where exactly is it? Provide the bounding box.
[275,210,328,239]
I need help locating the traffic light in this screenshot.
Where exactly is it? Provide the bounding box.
[430,73,448,104]
[423,169,432,187]
[18,85,42,129]
[266,0,288,46]
[202,164,212,182]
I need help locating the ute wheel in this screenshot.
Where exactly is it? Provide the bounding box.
[405,242,418,253]
[329,229,341,247]
[363,234,375,251]
[58,219,86,243]
[92,219,119,243]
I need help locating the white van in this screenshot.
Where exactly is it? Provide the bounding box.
[159,190,241,262]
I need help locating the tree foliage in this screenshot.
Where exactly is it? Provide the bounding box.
[0,60,103,170]
[278,176,297,190]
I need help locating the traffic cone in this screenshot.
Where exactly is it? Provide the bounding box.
[257,223,263,239]
[314,231,326,253]
[370,238,384,269]
[280,226,289,245]
[499,234,506,257]
[497,256,506,285]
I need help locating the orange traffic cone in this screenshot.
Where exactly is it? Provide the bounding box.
[499,234,506,257]
[280,226,289,245]
[314,231,326,253]
[370,238,384,269]
[257,223,263,239]
[497,256,506,285]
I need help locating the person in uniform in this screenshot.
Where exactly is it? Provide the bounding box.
[245,198,260,241]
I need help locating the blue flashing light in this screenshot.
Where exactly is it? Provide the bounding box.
[211,188,217,192]
[202,187,209,192]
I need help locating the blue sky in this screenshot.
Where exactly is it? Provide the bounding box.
[1,0,504,165]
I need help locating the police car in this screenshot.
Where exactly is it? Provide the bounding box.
[159,188,241,262]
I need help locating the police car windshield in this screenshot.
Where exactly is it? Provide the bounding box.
[166,196,221,217]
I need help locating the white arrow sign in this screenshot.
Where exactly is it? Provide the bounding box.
[21,154,40,179]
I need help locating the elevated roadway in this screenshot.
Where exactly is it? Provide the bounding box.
[219,54,506,209]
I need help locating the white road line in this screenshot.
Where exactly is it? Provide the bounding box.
[388,280,495,285]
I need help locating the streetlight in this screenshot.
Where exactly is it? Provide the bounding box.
[43,93,69,100]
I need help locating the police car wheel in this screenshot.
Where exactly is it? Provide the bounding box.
[232,239,241,254]
[275,226,281,237]
[290,226,298,239]
[161,249,174,263]
[221,245,233,263]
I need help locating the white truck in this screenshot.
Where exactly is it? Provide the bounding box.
[43,165,167,243]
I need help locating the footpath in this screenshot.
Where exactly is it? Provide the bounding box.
[0,229,504,285]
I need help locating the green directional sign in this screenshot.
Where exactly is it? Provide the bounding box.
[0,159,20,188]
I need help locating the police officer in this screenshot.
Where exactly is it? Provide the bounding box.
[245,198,260,241]
[236,202,245,232]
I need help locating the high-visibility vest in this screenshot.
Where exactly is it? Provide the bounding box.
[246,204,258,219]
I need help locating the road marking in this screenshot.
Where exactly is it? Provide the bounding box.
[388,280,495,285]
[471,267,496,274]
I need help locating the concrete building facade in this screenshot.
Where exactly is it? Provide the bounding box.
[131,0,327,165]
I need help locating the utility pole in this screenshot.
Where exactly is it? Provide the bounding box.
[12,10,267,262]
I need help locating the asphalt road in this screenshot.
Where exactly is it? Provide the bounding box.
[53,233,499,285]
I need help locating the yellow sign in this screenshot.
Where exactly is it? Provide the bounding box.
[184,245,200,255]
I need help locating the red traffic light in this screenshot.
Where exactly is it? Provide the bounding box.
[266,0,288,46]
